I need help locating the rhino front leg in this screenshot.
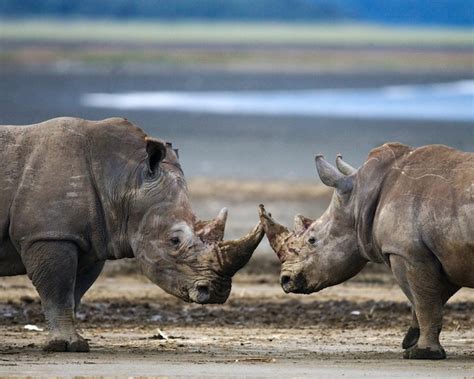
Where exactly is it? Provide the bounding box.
[22,241,89,352]
[390,254,457,360]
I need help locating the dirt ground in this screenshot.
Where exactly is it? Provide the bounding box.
[1,261,472,378]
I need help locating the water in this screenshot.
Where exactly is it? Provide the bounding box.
[82,80,474,122]
[1,69,473,180]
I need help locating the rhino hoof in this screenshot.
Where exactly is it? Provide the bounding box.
[402,327,420,349]
[403,345,446,360]
[43,338,90,353]
[68,338,90,352]
[43,339,68,352]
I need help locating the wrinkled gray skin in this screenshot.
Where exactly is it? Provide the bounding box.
[0,117,263,352]
[260,143,473,360]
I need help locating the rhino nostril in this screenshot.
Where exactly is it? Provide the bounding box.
[280,275,291,286]
[197,285,210,297]
[191,283,212,303]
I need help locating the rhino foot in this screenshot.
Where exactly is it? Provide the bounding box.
[403,345,446,360]
[401,327,420,349]
[43,336,90,353]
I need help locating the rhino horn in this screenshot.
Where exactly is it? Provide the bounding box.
[336,154,357,175]
[315,155,353,193]
[195,208,228,242]
[258,204,291,262]
[216,222,264,276]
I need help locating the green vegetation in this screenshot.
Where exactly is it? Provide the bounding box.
[1,19,472,72]
[2,19,473,46]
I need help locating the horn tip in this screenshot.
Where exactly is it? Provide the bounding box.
[315,154,324,161]
[258,204,271,219]
[336,153,342,159]
[219,207,228,215]
[217,207,228,223]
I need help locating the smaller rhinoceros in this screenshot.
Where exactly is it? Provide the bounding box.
[259,143,473,359]
[0,117,263,352]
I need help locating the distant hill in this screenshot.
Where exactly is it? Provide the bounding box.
[1,0,472,26]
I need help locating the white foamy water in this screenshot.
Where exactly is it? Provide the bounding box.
[82,80,474,122]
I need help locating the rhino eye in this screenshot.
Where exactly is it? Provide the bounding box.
[170,237,181,246]
[308,237,316,245]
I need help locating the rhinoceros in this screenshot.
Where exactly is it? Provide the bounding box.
[0,117,263,352]
[259,143,473,359]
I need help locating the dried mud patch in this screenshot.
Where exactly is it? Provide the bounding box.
[1,275,472,376]
[2,296,472,331]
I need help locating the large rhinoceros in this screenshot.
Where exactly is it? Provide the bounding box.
[0,117,263,352]
[259,143,473,359]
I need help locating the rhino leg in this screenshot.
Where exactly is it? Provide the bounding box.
[390,254,458,360]
[402,282,459,350]
[22,241,89,352]
[74,260,105,313]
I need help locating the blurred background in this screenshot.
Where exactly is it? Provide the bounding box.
[1,0,473,249]
[1,6,473,372]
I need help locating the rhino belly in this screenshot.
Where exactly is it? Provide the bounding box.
[0,239,26,276]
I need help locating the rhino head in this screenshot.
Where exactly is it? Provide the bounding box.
[128,137,264,304]
[259,154,366,294]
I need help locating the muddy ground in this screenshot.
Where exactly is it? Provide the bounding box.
[1,260,472,377]
[0,186,473,377]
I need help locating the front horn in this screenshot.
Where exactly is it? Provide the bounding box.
[216,222,264,276]
[258,204,291,262]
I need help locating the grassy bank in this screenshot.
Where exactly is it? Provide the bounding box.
[1,19,472,72]
[2,19,473,46]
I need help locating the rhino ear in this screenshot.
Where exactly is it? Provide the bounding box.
[145,137,167,175]
[336,154,357,176]
[315,155,353,193]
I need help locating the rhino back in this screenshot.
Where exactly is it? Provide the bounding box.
[374,145,474,286]
[2,117,146,263]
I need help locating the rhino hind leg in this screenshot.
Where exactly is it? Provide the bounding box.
[402,326,420,349]
[74,260,105,313]
[389,254,459,360]
[402,308,420,349]
[22,241,89,352]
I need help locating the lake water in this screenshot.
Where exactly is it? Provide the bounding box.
[82,80,474,122]
[2,69,473,180]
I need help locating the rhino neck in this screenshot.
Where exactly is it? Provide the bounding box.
[91,155,142,260]
[86,119,146,260]
[353,143,413,263]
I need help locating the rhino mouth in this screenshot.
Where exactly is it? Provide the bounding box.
[291,287,316,295]
[293,280,327,294]
[187,278,231,304]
